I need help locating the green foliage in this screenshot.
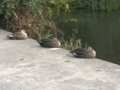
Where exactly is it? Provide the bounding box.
[60,34,81,50]
[105,0,120,11]
[69,0,120,11]
[0,0,20,19]
[0,0,74,19]
[69,0,89,9]
[29,24,53,40]
[91,0,98,11]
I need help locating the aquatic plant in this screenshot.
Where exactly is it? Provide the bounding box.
[69,0,120,11]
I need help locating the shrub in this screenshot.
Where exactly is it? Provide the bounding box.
[0,0,74,39]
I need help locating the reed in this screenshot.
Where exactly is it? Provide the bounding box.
[105,0,120,11]
[91,0,98,11]
[69,0,120,11]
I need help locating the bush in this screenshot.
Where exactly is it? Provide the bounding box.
[0,0,19,19]
[0,0,83,50]
[0,0,74,39]
[0,0,73,19]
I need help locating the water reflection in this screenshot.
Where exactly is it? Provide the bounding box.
[54,10,120,65]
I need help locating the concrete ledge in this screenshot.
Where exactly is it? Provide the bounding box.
[0,29,120,90]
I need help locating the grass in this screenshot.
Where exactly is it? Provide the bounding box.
[60,34,82,51]
[69,0,120,11]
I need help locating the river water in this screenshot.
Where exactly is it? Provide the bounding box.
[54,10,120,65]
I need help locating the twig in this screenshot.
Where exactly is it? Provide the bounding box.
[39,11,44,20]
[13,10,18,19]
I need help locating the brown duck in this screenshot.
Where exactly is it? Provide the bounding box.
[7,30,27,39]
[38,37,61,48]
[70,47,96,58]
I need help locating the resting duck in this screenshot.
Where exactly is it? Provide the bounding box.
[70,47,96,58]
[38,37,61,48]
[7,30,27,39]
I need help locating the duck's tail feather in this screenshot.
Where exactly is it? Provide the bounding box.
[37,40,42,43]
[7,34,13,37]
[72,53,78,56]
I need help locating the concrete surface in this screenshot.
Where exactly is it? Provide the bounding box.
[0,29,120,90]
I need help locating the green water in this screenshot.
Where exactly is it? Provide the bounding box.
[54,10,120,65]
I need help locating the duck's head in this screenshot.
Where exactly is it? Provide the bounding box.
[53,37,61,46]
[20,30,26,33]
[88,47,96,57]
[20,30,27,37]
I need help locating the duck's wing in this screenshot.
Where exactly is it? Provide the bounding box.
[14,32,27,39]
[14,32,23,35]
[39,39,54,43]
[38,39,58,48]
[70,48,90,58]
[7,31,27,39]
[7,32,22,37]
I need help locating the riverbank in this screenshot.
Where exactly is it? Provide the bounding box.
[0,29,120,90]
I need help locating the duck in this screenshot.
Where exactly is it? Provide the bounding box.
[70,47,96,58]
[7,30,27,39]
[38,37,61,48]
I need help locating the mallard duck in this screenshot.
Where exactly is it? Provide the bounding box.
[7,30,27,39]
[70,47,96,58]
[38,37,61,48]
